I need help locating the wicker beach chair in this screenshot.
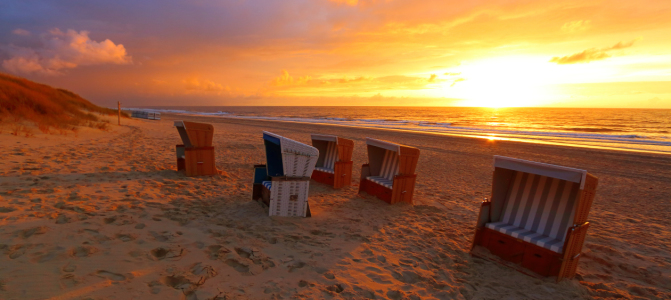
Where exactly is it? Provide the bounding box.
[358,138,420,204]
[470,156,598,281]
[311,134,354,189]
[174,121,217,176]
[252,131,319,217]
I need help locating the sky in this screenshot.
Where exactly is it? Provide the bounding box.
[1,0,670,108]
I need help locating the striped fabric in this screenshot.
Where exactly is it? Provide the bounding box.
[379,150,399,180]
[486,171,580,253]
[366,176,393,188]
[322,142,338,170]
[365,149,399,189]
[487,222,565,253]
[262,181,272,191]
[314,167,334,174]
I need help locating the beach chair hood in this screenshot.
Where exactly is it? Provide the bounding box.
[263,131,319,177]
[494,156,587,189]
[174,121,214,148]
[365,137,418,179]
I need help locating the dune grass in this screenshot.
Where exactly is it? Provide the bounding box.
[0,72,127,135]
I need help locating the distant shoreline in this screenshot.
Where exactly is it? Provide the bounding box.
[156,111,671,156]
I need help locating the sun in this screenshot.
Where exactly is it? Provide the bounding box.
[443,56,557,107]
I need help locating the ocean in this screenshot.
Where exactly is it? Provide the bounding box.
[124,106,671,154]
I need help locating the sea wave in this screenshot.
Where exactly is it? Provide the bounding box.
[128,108,671,150]
[122,108,230,116]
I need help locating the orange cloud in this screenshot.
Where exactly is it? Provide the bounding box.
[266,71,446,97]
[2,29,131,76]
[183,77,230,93]
[561,20,591,33]
[271,70,312,86]
[329,0,358,6]
[550,39,640,64]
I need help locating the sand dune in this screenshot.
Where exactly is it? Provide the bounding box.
[0,114,669,299]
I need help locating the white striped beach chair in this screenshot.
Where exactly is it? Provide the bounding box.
[252,131,319,217]
[311,134,354,189]
[358,138,420,204]
[471,156,598,281]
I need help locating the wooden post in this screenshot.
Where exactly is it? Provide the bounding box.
[117,101,121,126]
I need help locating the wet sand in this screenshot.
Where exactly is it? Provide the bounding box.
[0,113,669,299]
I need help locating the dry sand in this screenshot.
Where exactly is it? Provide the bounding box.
[0,114,669,300]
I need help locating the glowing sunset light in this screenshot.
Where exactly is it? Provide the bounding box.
[0,0,670,108]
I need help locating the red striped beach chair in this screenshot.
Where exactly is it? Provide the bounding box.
[358,138,420,204]
[471,156,598,281]
[174,121,217,176]
[252,131,319,217]
[311,134,354,189]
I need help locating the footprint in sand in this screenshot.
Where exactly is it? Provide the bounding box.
[225,258,250,274]
[115,233,137,242]
[0,206,17,213]
[206,245,231,260]
[62,263,77,272]
[392,270,424,284]
[190,263,218,278]
[150,246,185,261]
[70,246,98,257]
[60,274,80,289]
[288,261,306,273]
[161,275,193,290]
[8,245,26,259]
[103,215,134,226]
[95,270,127,281]
[32,247,66,263]
[149,231,173,242]
[55,214,70,224]
[18,226,48,238]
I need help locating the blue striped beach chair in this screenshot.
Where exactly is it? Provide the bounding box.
[471,156,598,281]
[252,131,319,217]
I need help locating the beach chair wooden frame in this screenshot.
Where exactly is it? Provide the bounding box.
[358,138,420,204]
[174,121,217,177]
[470,156,598,282]
[252,131,319,217]
[310,134,354,189]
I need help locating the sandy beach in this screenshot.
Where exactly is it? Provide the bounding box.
[0,114,669,300]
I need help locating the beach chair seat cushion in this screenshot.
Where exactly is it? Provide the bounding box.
[487,171,581,253]
[364,149,399,189]
[314,167,334,174]
[367,176,393,189]
[263,181,272,191]
[486,221,565,253]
